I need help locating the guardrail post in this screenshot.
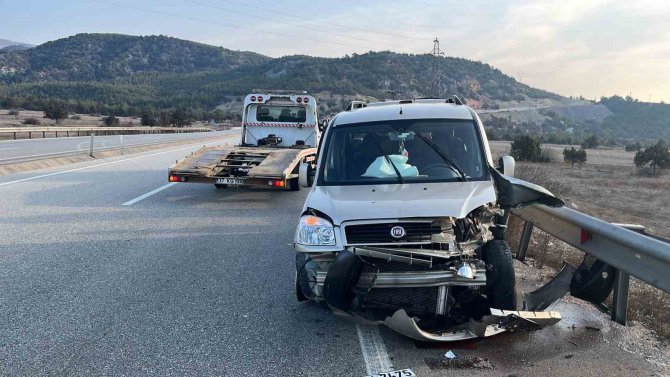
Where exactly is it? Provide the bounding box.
[13,132,16,140]
[517,221,534,261]
[611,269,630,325]
[120,134,124,155]
[89,133,95,157]
[29,131,31,139]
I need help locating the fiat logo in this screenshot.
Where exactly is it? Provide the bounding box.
[390,226,406,239]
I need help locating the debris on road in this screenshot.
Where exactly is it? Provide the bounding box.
[445,350,456,359]
[585,325,602,332]
[425,355,495,370]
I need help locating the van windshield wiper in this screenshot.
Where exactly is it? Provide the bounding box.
[414,133,468,182]
[384,155,405,184]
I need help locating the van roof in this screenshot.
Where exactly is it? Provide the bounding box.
[333,102,474,126]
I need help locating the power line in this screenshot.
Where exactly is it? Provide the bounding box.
[429,37,445,98]
[94,0,416,53]
[185,0,423,53]
[216,0,428,42]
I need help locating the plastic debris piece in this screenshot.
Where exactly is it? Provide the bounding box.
[445,350,456,359]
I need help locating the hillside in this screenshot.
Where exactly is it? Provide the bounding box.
[598,96,670,139]
[0,33,268,82]
[1,33,665,141]
[0,33,559,114]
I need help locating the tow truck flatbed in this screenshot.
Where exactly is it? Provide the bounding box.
[169,145,316,189]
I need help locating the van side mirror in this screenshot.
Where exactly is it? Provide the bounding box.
[318,121,327,133]
[498,155,515,177]
[299,162,315,187]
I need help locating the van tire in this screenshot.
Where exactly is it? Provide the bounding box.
[295,253,315,301]
[483,240,517,310]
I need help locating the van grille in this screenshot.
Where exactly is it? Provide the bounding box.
[364,287,438,314]
[344,222,441,245]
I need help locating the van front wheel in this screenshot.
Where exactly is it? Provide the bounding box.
[483,240,517,310]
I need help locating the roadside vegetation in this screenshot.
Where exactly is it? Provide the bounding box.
[563,147,587,167]
[634,140,670,176]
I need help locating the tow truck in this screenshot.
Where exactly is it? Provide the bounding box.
[168,92,320,190]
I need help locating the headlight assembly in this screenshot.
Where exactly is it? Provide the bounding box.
[296,215,336,246]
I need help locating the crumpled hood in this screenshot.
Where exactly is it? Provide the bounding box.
[304,181,497,225]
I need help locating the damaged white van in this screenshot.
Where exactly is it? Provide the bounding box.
[293,98,564,341]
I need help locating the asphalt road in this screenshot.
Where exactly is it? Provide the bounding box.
[0,130,235,163]
[0,140,666,376]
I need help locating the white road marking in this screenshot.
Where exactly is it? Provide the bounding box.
[356,324,394,375]
[0,149,83,162]
[0,138,233,187]
[122,183,177,206]
[0,147,18,151]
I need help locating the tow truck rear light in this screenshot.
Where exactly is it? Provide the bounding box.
[250,96,256,102]
[296,97,302,103]
[169,175,186,182]
[268,180,285,187]
[303,97,309,103]
[257,96,263,102]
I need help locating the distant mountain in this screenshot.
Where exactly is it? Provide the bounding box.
[0,38,33,51]
[0,45,33,53]
[0,33,268,81]
[0,33,558,109]
[2,33,662,140]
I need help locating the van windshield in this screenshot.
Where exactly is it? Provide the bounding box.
[321,119,487,184]
[256,105,306,122]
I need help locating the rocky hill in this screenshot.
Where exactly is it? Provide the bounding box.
[0,33,558,111]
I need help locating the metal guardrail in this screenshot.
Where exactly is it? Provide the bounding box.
[0,127,212,140]
[0,133,235,165]
[512,204,670,325]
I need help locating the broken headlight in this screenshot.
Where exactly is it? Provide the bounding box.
[296,215,336,246]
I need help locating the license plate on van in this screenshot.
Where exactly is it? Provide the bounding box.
[216,177,244,185]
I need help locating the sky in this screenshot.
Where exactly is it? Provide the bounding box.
[1,0,669,102]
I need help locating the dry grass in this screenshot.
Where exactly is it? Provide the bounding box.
[492,144,670,339]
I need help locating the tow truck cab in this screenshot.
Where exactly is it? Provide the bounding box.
[242,93,319,148]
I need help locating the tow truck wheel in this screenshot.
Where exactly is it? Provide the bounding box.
[214,184,227,189]
[289,178,300,191]
[483,240,517,310]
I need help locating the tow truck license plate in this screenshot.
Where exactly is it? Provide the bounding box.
[365,369,415,377]
[216,177,244,185]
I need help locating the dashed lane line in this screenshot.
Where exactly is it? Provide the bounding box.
[356,324,394,375]
[122,183,177,206]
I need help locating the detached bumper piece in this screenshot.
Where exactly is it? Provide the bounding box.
[383,308,561,342]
